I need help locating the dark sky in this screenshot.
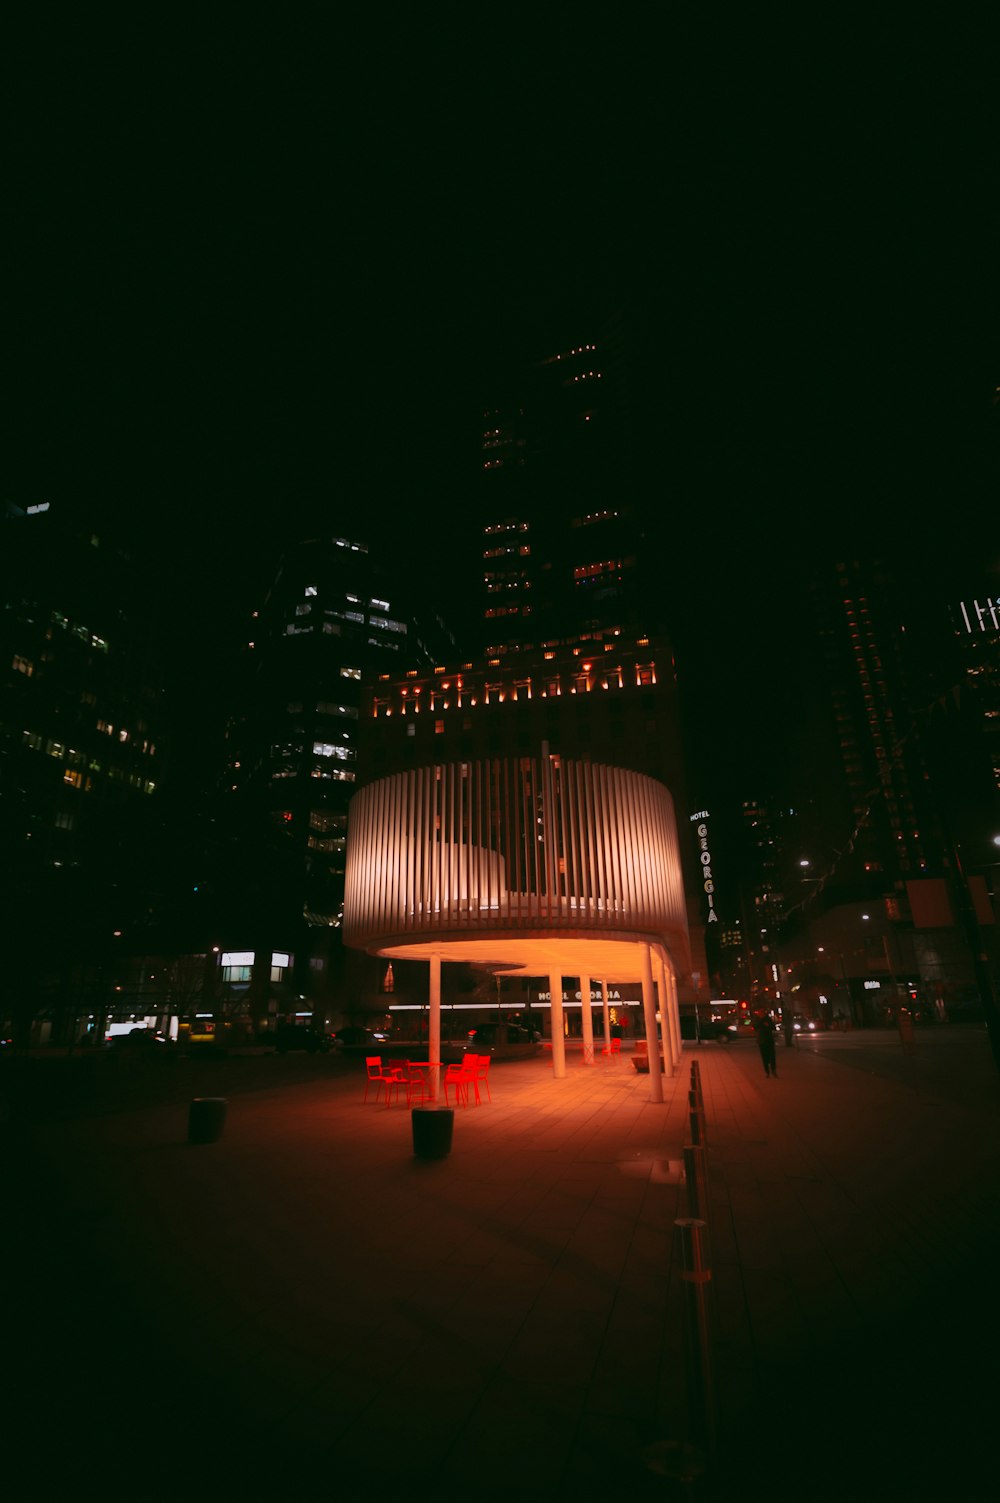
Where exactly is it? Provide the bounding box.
[5,21,997,629]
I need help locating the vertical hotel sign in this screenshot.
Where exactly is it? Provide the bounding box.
[690,810,718,924]
[958,598,1000,633]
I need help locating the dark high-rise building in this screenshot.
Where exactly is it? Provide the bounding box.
[214,532,446,1025]
[413,295,708,1009]
[222,535,416,926]
[476,300,657,658]
[780,557,946,893]
[749,555,1000,1024]
[1,501,167,1043]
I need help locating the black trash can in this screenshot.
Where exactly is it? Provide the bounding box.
[411,1106,454,1160]
[188,1096,228,1144]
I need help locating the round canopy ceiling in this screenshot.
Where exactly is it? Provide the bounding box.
[369,931,675,982]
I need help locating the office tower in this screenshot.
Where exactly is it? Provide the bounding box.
[216,533,441,1025]
[787,557,943,890]
[1,501,166,1043]
[222,535,408,922]
[762,556,998,1023]
[477,299,658,658]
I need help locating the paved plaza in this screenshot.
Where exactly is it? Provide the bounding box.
[6,1026,1000,1499]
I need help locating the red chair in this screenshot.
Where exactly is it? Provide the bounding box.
[601,1037,622,1062]
[404,1062,429,1107]
[444,1057,477,1108]
[364,1056,401,1104]
[472,1053,491,1103]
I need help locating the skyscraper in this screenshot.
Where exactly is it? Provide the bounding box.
[1,501,167,1044]
[750,555,1000,1023]
[214,532,444,1025]
[476,298,657,657]
[221,536,412,920]
[342,298,710,1027]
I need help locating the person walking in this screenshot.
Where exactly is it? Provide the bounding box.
[753,1010,778,1077]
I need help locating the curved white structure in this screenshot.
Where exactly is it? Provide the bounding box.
[343,754,690,1092]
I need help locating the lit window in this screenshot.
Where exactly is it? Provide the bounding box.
[340,666,361,680]
[316,701,358,718]
[305,585,317,596]
[312,741,353,761]
[12,655,33,676]
[309,810,346,832]
[310,764,355,782]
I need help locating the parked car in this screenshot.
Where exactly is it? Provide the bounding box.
[275,1025,331,1054]
[328,1025,389,1050]
[107,1027,169,1049]
[464,1022,541,1059]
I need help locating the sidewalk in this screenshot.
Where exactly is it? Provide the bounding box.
[7,1027,1000,1499]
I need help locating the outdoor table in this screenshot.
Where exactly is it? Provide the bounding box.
[407,1061,441,1102]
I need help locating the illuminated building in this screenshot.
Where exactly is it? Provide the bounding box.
[217,533,441,1024]
[343,748,690,1094]
[343,630,702,1092]
[364,637,686,793]
[221,535,415,924]
[340,302,706,1066]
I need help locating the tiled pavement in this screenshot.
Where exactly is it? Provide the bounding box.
[7,1027,1000,1500]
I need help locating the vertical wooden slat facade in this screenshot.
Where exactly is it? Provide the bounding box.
[343,755,689,963]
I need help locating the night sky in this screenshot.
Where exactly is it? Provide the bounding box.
[5,20,998,787]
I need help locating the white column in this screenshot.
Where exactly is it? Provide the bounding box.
[429,952,441,1102]
[579,973,594,1065]
[654,950,678,1074]
[640,943,664,1103]
[549,970,567,1079]
[665,963,682,1070]
[601,979,612,1056]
